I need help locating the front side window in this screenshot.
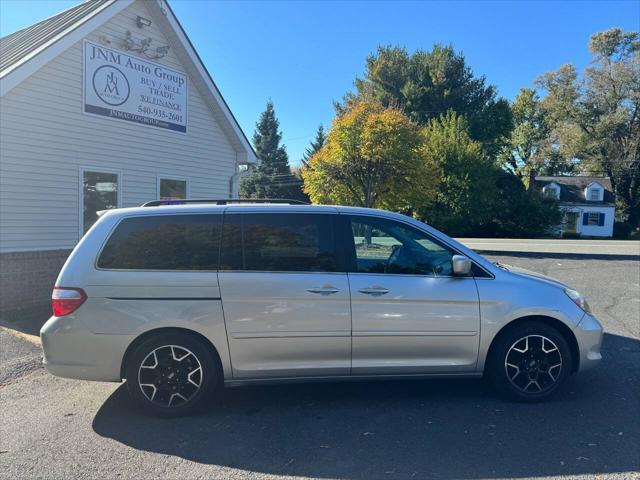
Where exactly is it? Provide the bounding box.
[587,212,601,225]
[220,213,338,272]
[349,216,454,276]
[82,170,119,234]
[98,215,221,270]
[159,178,187,200]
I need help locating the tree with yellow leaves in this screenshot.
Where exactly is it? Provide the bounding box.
[301,100,437,209]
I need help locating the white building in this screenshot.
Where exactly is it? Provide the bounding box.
[0,0,257,313]
[534,176,616,238]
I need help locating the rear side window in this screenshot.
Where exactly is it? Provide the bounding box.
[98,215,221,270]
[220,213,338,272]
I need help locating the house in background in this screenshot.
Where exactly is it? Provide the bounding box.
[534,176,616,238]
[0,0,257,314]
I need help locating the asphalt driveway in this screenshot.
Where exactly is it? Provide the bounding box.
[1,251,638,480]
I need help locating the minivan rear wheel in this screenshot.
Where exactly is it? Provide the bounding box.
[488,321,572,402]
[125,332,218,417]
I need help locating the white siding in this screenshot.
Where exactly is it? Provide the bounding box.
[560,205,615,238]
[0,1,239,252]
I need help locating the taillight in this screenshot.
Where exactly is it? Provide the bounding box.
[52,287,87,316]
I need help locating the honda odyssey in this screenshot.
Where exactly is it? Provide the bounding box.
[40,200,603,416]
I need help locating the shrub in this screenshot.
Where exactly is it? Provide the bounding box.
[613,221,634,238]
[465,169,561,238]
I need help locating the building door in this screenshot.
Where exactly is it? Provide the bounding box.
[563,212,578,234]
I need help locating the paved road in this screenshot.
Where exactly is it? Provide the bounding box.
[1,253,639,480]
[456,238,640,256]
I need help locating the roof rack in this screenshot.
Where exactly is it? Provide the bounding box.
[142,198,309,207]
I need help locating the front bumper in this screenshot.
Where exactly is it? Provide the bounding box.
[573,312,603,372]
[40,315,133,382]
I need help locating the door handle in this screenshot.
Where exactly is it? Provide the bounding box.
[306,285,339,295]
[358,286,389,295]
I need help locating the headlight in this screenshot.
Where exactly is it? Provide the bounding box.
[564,288,591,314]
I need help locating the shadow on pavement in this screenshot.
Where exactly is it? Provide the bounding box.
[93,333,640,480]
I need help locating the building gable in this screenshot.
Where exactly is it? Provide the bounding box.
[584,182,603,202]
[0,0,256,164]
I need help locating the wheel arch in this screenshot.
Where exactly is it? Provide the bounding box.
[120,327,224,380]
[484,315,580,374]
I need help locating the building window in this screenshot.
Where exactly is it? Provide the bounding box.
[588,213,601,225]
[159,177,188,200]
[589,188,600,201]
[81,169,120,235]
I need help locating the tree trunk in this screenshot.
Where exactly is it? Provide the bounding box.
[527,168,537,192]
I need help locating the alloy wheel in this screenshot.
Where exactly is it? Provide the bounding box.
[504,335,563,394]
[137,345,203,407]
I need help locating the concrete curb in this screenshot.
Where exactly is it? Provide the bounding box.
[0,326,41,347]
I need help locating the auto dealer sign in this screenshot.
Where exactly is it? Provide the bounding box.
[84,41,187,133]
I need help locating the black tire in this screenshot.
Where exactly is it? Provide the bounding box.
[125,332,219,417]
[488,321,573,402]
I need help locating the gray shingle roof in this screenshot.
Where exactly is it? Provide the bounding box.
[0,0,113,75]
[534,176,615,205]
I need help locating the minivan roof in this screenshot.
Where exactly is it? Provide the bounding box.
[98,203,414,222]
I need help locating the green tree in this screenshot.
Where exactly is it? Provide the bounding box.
[483,170,562,237]
[302,100,437,209]
[536,28,640,226]
[417,111,561,237]
[416,111,497,236]
[301,125,327,167]
[341,45,512,156]
[240,101,305,200]
[500,88,576,182]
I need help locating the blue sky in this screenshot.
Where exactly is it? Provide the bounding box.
[1,1,638,165]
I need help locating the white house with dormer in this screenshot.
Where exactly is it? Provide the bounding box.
[534,176,616,237]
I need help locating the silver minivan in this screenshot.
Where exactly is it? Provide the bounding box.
[41,200,603,416]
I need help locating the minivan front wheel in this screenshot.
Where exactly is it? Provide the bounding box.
[125,332,218,416]
[488,322,572,402]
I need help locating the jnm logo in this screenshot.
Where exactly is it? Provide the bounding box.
[104,71,120,96]
[92,65,130,106]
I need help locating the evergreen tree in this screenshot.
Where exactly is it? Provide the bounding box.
[301,124,327,167]
[240,101,304,199]
[339,44,513,157]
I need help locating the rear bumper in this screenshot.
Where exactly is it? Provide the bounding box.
[40,315,133,382]
[574,313,603,372]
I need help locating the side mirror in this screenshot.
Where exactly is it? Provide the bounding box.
[452,255,472,276]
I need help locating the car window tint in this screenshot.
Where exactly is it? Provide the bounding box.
[350,216,453,276]
[220,213,338,272]
[98,215,221,270]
